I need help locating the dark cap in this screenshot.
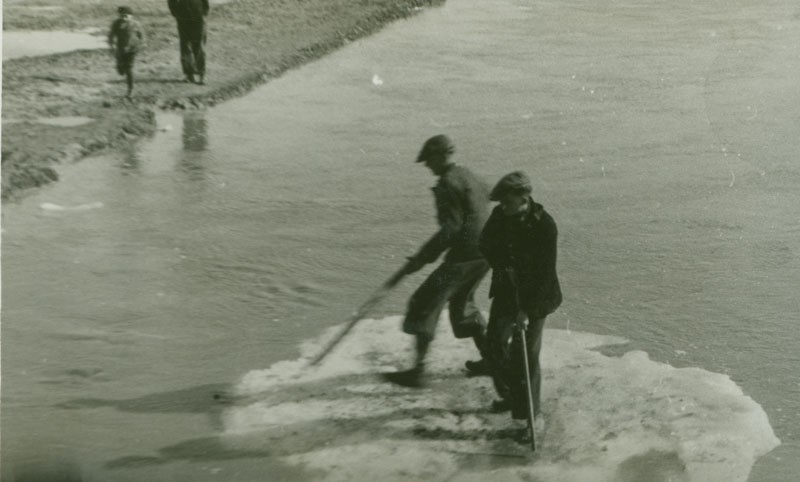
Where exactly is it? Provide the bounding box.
[490,171,532,201]
[416,134,455,162]
[118,6,133,15]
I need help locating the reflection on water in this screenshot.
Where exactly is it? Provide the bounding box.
[120,143,143,172]
[182,112,209,152]
[179,111,209,181]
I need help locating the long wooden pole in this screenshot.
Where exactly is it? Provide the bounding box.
[518,322,537,451]
[508,268,536,451]
[306,265,407,367]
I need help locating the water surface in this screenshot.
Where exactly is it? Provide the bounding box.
[2,0,798,480]
[3,30,107,60]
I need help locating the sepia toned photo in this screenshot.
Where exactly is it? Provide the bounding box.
[2,0,797,480]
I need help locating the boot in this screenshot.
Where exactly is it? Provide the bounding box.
[465,359,491,376]
[515,427,532,445]
[382,336,430,388]
[465,331,491,376]
[382,366,426,388]
[490,398,511,413]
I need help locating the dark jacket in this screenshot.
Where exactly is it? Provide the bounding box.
[412,164,490,265]
[168,0,209,19]
[108,18,144,54]
[479,199,562,318]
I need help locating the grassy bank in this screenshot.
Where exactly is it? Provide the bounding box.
[1,0,444,200]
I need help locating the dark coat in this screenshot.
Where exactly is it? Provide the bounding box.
[412,164,490,265]
[479,199,562,318]
[168,0,209,19]
[108,18,144,54]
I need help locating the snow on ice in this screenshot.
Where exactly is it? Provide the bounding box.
[219,314,779,481]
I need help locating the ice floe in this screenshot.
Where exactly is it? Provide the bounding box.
[220,314,779,481]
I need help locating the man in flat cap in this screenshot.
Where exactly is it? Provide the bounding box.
[479,171,562,428]
[383,135,492,388]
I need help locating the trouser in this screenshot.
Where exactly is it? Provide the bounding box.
[487,292,546,418]
[176,17,206,77]
[116,51,136,94]
[403,259,489,354]
[116,51,136,76]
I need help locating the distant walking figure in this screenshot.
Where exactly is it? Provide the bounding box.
[168,0,209,84]
[108,6,144,98]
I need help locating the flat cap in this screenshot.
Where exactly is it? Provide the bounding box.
[416,134,455,162]
[490,171,532,201]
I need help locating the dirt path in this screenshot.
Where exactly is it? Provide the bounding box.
[1,0,444,200]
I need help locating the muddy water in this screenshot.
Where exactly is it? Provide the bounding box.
[2,31,107,60]
[1,0,234,61]
[2,0,799,480]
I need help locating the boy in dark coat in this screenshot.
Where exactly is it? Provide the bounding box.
[108,6,144,98]
[167,0,209,84]
[479,171,562,425]
[383,135,492,388]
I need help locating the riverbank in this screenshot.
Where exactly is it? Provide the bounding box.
[1,0,443,200]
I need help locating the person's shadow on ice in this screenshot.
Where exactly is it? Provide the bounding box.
[76,371,526,469]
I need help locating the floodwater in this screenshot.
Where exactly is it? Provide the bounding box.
[35,116,95,127]
[2,0,798,480]
[2,0,233,61]
[2,31,107,61]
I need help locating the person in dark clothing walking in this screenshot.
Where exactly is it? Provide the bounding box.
[108,6,144,98]
[478,171,562,426]
[382,135,492,388]
[167,0,209,84]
